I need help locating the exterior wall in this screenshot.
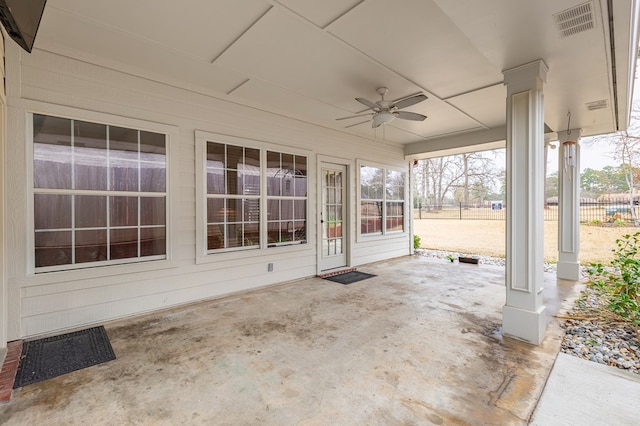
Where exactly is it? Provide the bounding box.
[4,45,410,339]
[1,30,7,353]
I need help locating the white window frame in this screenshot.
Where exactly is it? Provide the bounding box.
[26,108,179,278]
[357,160,408,241]
[195,131,312,264]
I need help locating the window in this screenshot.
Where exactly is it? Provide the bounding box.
[33,114,167,271]
[266,151,307,247]
[206,142,261,250]
[204,139,307,253]
[360,165,406,236]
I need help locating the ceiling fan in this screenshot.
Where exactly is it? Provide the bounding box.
[337,87,428,128]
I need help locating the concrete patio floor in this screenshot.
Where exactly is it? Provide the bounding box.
[0,255,576,425]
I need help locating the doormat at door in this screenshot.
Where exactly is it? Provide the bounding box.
[13,326,116,389]
[323,271,376,285]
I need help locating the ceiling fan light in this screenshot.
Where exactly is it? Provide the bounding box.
[373,111,395,127]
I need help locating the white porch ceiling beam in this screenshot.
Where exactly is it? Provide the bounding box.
[404,127,506,160]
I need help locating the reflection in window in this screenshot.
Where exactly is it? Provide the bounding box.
[267,151,307,247]
[204,141,307,252]
[206,142,261,250]
[33,114,167,270]
[360,165,406,235]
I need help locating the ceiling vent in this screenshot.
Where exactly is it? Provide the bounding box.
[554,2,595,38]
[586,99,608,111]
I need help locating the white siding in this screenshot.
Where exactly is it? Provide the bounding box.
[5,46,410,338]
[0,30,7,351]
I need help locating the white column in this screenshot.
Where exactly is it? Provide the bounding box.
[502,60,548,345]
[557,130,582,281]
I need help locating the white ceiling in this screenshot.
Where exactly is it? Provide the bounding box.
[29,0,640,150]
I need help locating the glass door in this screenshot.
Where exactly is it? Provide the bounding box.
[319,163,347,271]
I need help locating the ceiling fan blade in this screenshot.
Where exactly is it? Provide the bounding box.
[355,97,379,110]
[345,120,370,129]
[393,94,428,110]
[336,113,372,121]
[396,111,427,121]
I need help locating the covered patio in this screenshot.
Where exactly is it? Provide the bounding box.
[1,1,640,417]
[0,256,574,424]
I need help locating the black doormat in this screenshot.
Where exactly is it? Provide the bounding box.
[323,271,376,285]
[14,326,116,389]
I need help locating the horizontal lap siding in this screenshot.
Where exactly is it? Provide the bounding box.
[8,48,409,338]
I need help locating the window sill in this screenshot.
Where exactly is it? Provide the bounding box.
[25,258,179,286]
[196,243,313,265]
[357,232,408,244]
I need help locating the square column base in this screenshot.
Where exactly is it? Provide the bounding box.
[557,261,580,281]
[503,304,547,345]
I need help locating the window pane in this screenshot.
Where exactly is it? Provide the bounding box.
[244,199,260,222]
[294,200,306,220]
[361,201,382,235]
[293,220,306,242]
[386,170,404,200]
[140,197,165,226]
[281,154,294,196]
[267,221,280,244]
[386,202,404,232]
[110,126,139,191]
[207,143,225,194]
[207,168,225,194]
[34,194,72,229]
[281,200,294,221]
[227,199,243,222]
[294,155,307,197]
[241,163,260,195]
[207,198,225,224]
[140,131,166,192]
[267,199,280,221]
[75,195,107,228]
[226,224,242,248]
[361,166,384,200]
[245,147,260,168]
[226,169,240,195]
[227,145,243,170]
[110,196,138,227]
[34,115,72,190]
[207,224,224,250]
[267,151,281,196]
[141,227,166,256]
[110,228,138,260]
[73,120,108,191]
[75,229,107,263]
[207,142,225,168]
[35,231,72,267]
[244,223,259,247]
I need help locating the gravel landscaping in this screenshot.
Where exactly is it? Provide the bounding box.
[560,288,640,374]
[415,248,640,374]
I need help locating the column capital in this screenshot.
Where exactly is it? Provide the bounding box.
[503,60,549,92]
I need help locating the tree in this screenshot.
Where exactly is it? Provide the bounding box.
[413,150,504,208]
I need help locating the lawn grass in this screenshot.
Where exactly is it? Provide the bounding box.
[413,219,637,264]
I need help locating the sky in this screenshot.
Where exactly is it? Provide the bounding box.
[546,65,640,173]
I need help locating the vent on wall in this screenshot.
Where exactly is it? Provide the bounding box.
[554,2,595,38]
[586,99,608,111]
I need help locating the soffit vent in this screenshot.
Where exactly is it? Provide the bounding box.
[553,2,595,38]
[586,99,608,110]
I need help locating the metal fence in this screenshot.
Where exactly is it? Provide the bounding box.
[414,202,640,225]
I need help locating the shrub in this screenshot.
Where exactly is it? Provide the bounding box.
[587,232,640,323]
[413,234,421,250]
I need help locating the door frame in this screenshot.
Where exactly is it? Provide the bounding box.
[317,156,352,274]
